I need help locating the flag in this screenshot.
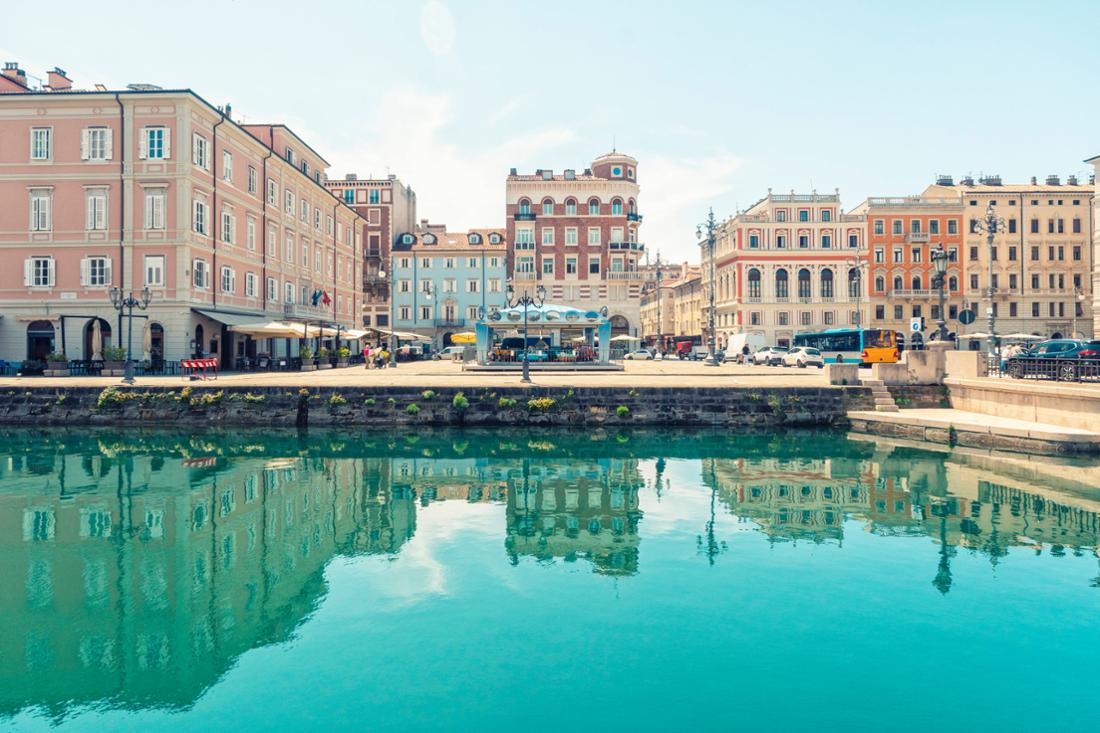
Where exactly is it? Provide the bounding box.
[321,290,332,306]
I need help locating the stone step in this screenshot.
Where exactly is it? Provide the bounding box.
[874,404,900,412]
[860,379,885,387]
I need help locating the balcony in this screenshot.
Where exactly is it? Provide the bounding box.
[890,289,937,298]
[905,232,930,244]
[605,271,644,281]
[626,211,643,222]
[364,273,388,284]
[513,211,537,221]
[609,241,645,252]
[434,317,466,327]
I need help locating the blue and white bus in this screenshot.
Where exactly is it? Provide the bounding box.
[792,328,901,365]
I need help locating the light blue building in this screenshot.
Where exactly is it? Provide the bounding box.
[390,226,509,348]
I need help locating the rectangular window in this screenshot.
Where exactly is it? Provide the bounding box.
[1031,302,1040,317]
[144,255,165,287]
[285,190,294,215]
[750,234,760,248]
[221,266,235,293]
[398,306,410,320]
[467,278,480,293]
[893,248,903,263]
[267,179,277,205]
[300,200,309,223]
[266,277,277,301]
[285,282,295,304]
[798,210,809,222]
[1007,218,1017,233]
[247,166,257,194]
[911,248,921,263]
[587,228,601,246]
[193,259,209,290]
[489,278,501,292]
[82,127,111,161]
[873,248,884,263]
[947,219,958,234]
[873,219,884,235]
[85,189,108,230]
[929,219,939,234]
[776,234,786,249]
[144,189,166,230]
[193,195,208,235]
[541,227,554,245]
[565,257,578,274]
[192,134,208,169]
[1072,218,1082,234]
[31,127,52,160]
[588,256,600,274]
[30,190,52,231]
[245,272,257,298]
[83,256,110,287]
[25,257,54,287]
[222,150,233,181]
[246,218,257,251]
[848,234,858,248]
[1030,218,1039,233]
[821,234,831,249]
[142,126,168,160]
[799,235,809,248]
[542,258,554,275]
[892,220,903,235]
[220,210,234,244]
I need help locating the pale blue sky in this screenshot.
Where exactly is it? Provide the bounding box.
[4,0,1097,261]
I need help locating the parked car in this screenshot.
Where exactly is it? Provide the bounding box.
[624,348,654,360]
[432,346,468,360]
[689,346,711,361]
[782,346,824,368]
[1006,339,1100,380]
[753,346,787,366]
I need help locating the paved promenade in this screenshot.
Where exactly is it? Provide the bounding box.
[0,360,833,389]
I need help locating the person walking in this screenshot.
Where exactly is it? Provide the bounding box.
[741,344,750,365]
[363,344,372,369]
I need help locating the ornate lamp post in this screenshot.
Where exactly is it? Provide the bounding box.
[970,203,1005,364]
[696,208,719,366]
[108,286,151,385]
[846,255,862,328]
[1072,286,1085,339]
[654,249,663,355]
[930,243,950,342]
[506,282,545,383]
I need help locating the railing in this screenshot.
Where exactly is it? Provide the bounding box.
[433,318,466,327]
[626,212,643,222]
[513,212,537,221]
[609,241,644,251]
[1003,357,1100,383]
[905,232,930,243]
[605,271,644,281]
[890,289,938,298]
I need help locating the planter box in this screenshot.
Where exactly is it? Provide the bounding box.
[318,363,333,370]
[301,364,318,372]
[45,368,71,377]
[336,360,350,368]
[47,362,69,372]
[103,361,125,371]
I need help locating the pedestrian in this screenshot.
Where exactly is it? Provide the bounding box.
[363,344,371,369]
[741,344,750,365]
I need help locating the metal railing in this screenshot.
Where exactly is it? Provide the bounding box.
[1000,357,1100,382]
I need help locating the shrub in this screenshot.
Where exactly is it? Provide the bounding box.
[54,393,68,406]
[627,389,639,398]
[102,346,127,361]
[337,346,351,359]
[175,386,193,402]
[526,397,556,411]
[328,394,348,407]
[189,390,225,409]
[45,352,67,362]
[96,387,129,409]
[767,395,784,415]
[421,390,436,401]
[498,397,517,409]
[948,425,958,447]
[243,393,267,405]
[318,347,331,358]
[615,405,631,418]
[406,403,420,415]
[299,346,314,360]
[387,397,397,406]
[364,398,377,407]
[452,392,469,412]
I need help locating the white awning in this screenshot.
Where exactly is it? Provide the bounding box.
[194,309,270,328]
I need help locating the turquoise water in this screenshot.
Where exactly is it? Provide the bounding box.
[2,428,1099,732]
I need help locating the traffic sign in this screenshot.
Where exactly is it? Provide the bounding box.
[958,309,976,325]
[909,317,924,333]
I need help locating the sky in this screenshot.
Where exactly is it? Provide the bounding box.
[4,0,1098,262]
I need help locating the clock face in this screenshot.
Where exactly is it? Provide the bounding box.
[612,167,622,176]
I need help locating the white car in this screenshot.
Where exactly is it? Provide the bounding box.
[753,347,787,366]
[782,347,824,368]
[624,348,654,360]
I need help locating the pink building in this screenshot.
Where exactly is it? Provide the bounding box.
[0,63,365,367]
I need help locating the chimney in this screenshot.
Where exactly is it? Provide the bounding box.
[960,175,974,186]
[935,174,954,186]
[564,169,575,180]
[344,173,357,181]
[46,67,71,91]
[509,167,517,176]
[1030,176,1037,185]
[2,62,28,88]
[1067,174,1078,186]
[583,168,592,176]
[1045,174,1060,186]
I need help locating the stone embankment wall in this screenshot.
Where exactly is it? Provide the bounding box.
[887,385,952,409]
[0,385,871,428]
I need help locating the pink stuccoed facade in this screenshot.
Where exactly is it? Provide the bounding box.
[0,67,365,367]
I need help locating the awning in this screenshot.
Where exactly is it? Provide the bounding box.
[228,321,304,338]
[341,329,370,340]
[377,328,433,341]
[194,309,271,328]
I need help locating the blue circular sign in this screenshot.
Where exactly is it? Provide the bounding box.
[958,309,976,325]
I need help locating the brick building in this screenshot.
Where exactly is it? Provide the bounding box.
[324,174,417,330]
[505,152,643,336]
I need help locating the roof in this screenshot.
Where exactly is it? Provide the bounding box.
[923,182,1093,196]
[394,228,507,251]
[240,123,330,166]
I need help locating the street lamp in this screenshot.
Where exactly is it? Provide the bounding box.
[930,243,950,342]
[970,202,1006,365]
[1072,286,1086,339]
[108,286,151,385]
[695,208,719,366]
[654,249,663,355]
[845,255,862,329]
[505,281,546,383]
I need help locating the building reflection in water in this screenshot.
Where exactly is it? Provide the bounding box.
[1,429,1098,721]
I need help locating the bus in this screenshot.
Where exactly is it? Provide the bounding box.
[792,328,900,364]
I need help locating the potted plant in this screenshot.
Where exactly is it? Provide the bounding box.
[45,351,69,375]
[102,346,127,371]
[299,345,317,371]
[317,346,333,369]
[336,346,351,367]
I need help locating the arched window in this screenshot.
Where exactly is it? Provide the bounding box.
[775,269,789,299]
[468,233,482,244]
[401,233,414,245]
[588,198,600,216]
[518,198,531,214]
[748,268,761,298]
[948,275,958,292]
[797,268,812,299]
[488,233,501,244]
[820,269,834,299]
[542,198,554,216]
[848,268,862,298]
[611,198,623,216]
[628,198,636,214]
[565,198,577,216]
[911,275,922,290]
[423,233,436,244]
[892,276,903,292]
[874,275,885,293]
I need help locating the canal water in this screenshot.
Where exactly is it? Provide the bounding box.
[2,428,1099,732]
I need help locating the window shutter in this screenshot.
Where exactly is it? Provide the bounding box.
[47,259,55,287]
[80,258,90,286]
[230,270,236,292]
[23,259,32,287]
[138,128,148,159]
[103,257,112,286]
[144,192,153,229]
[85,197,95,230]
[43,196,51,230]
[163,128,172,159]
[104,129,113,160]
[80,129,89,160]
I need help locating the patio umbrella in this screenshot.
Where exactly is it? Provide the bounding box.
[963,332,992,339]
[1003,333,1042,340]
[91,319,103,360]
[610,334,641,342]
[451,332,477,344]
[142,321,152,361]
[229,321,303,338]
